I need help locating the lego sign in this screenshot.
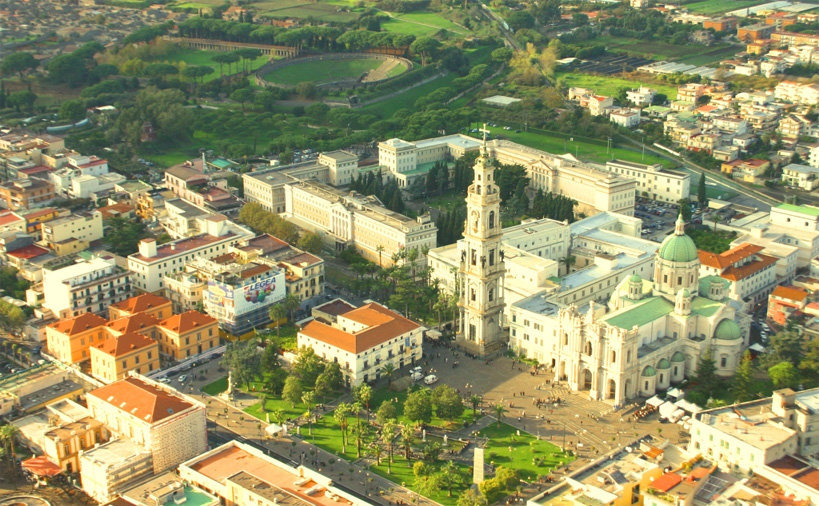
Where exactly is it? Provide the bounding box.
[206,270,285,316]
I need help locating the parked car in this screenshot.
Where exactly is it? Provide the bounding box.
[159,377,171,383]
[178,375,188,383]
[424,374,438,385]
[411,372,424,381]
[411,366,423,374]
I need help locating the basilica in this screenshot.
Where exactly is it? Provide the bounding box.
[509,213,750,405]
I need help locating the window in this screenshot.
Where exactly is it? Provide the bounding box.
[720,356,727,367]
[489,288,494,302]
[489,250,495,266]
[489,211,495,228]
[471,288,476,302]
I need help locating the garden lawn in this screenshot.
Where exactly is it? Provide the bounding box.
[371,385,477,430]
[382,12,468,37]
[479,423,573,481]
[244,395,311,423]
[264,58,385,86]
[202,376,228,395]
[164,49,271,82]
[556,72,678,101]
[687,228,737,254]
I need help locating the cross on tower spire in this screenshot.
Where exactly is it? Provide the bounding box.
[479,123,490,154]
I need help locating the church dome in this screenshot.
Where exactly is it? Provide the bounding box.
[657,358,670,369]
[714,319,741,340]
[671,351,685,362]
[641,366,657,377]
[658,213,698,263]
[629,274,642,283]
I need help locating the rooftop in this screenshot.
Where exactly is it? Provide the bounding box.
[699,243,764,269]
[697,401,797,450]
[771,285,808,302]
[159,310,217,334]
[7,244,50,260]
[776,203,819,217]
[130,232,236,263]
[93,332,157,357]
[110,293,171,315]
[80,438,151,467]
[122,471,219,506]
[88,376,196,424]
[49,312,108,336]
[720,254,777,281]
[107,313,160,335]
[0,363,63,393]
[767,455,819,493]
[605,297,674,330]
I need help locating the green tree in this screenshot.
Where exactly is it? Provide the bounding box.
[354,383,373,421]
[693,348,718,396]
[282,376,303,408]
[7,90,36,112]
[560,255,576,276]
[314,362,342,398]
[493,403,506,427]
[268,304,286,338]
[1,52,37,79]
[297,231,324,254]
[799,338,819,380]
[222,339,260,389]
[768,361,799,389]
[293,347,326,387]
[732,350,754,402]
[404,388,433,424]
[441,461,466,497]
[432,384,465,421]
[0,300,26,331]
[765,330,803,368]
[468,394,482,422]
[381,419,399,473]
[376,400,397,425]
[60,100,86,122]
[302,391,316,435]
[334,402,352,453]
[379,362,396,387]
[678,198,692,221]
[697,172,708,207]
[261,340,281,375]
[230,87,254,111]
[400,422,414,463]
[353,401,364,458]
[0,424,20,468]
[283,293,301,322]
[457,488,488,506]
[104,217,149,256]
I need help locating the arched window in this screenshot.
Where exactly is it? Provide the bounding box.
[611,351,616,363]
[562,333,568,346]
[584,342,593,356]
[488,288,494,302]
[470,288,476,302]
[489,211,495,228]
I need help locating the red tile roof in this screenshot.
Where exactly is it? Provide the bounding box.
[49,313,108,336]
[7,244,49,259]
[699,243,764,269]
[109,293,170,316]
[159,310,217,334]
[106,313,159,335]
[299,302,420,354]
[652,472,682,493]
[0,211,23,226]
[771,285,808,302]
[88,376,193,423]
[98,203,133,219]
[17,165,53,176]
[721,254,778,281]
[130,232,235,262]
[93,332,157,357]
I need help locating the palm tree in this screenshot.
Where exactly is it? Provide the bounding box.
[283,293,301,322]
[713,214,721,233]
[492,403,506,428]
[269,409,286,426]
[368,440,383,465]
[559,255,576,276]
[469,395,482,423]
[301,391,316,436]
[440,461,464,497]
[353,401,363,458]
[0,424,20,468]
[381,419,398,473]
[269,304,287,338]
[354,384,372,423]
[376,244,385,268]
[400,422,414,464]
[380,363,395,387]
[334,402,352,454]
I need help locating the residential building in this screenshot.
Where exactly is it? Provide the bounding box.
[772,30,819,47]
[767,285,808,325]
[688,388,819,474]
[284,180,437,267]
[609,108,641,128]
[699,243,778,308]
[179,441,361,506]
[126,215,253,293]
[46,312,109,364]
[720,158,770,183]
[0,177,54,210]
[737,24,775,42]
[626,86,656,107]
[298,300,424,385]
[604,160,690,203]
[42,255,132,319]
[97,202,135,221]
[48,155,110,194]
[70,172,126,199]
[40,211,103,252]
[108,293,172,321]
[677,83,710,104]
[0,210,25,236]
[510,215,749,405]
[90,332,160,383]
[778,114,812,139]
[774,80,819,105]
[589,95,614,116]
[156,310,220,360]
[105,312,161,341]
[79,438,154,503]
[704,17,738,32]
[378,135,479,188]
[768,204,819,266]
[811,145,819,170]
[86,375,207,474]
[782,163,819,191]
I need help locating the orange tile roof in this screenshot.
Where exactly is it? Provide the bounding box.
[721,254,777,281]
[159,310,217,334]
[699,243,764,270]
[652,472,682,493]
[93,332,157,357]
[88,376,193,423]
[109,293,170,315]
[299,302,420,354]
[106,313,160,334]
[771,285,808,302]
[49,313,108,336]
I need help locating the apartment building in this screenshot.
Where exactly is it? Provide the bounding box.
[0,210,25,236]
[156,310,220,360]
[781,163,819,191]
[774,81,819,105]
[41,254,132,319]
[677,83,710,104]
[626,86,656,107]
[40,211,103,249]
[298,300,424,385]
[767,285,808,325]
[721,158,771,183]
[90,332,160,383]
[284,180,437,267]
[108,293,172,321]
[698,243,778,307]
[126,215,253,293]
[45,312,109,364]
[778,114,812,139]
[86,375,207,474]
[0,177,54,210]
[609,108,641,128]
[278,251,324,304]
[605,160,690,203]
[80,439,154,504]
[772,30,819,47]
[737,23,775,42]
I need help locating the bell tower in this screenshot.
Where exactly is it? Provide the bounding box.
[456,125,506,356]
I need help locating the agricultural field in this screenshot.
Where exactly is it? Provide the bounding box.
[683,0,763,14]
[678,44,744,66]
[167,0,225,9]
[556,72,678,100]
[594,35,731,62]
[255,1,363,22]
[263,58,399,86]
[382,12,469,37]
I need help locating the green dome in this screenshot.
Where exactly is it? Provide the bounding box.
[642,366,657,377]
[658,233,699,263]
[629,274,642,283]
[679,288,690,297]
[671,351,685,362]
[657,358,671,369]
[715,319,741,340]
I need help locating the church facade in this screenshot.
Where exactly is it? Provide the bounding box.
[510,214,749,405]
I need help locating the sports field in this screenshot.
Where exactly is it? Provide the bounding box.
[263,57,405,86]
[556,72,678,100]
[684,0,763,14]
[382,12,469,37]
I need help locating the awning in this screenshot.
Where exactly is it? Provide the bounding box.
[265,423,285,436]
[749,343,765,352]
[646,396,663,408]
[674,399,702,414]
[22,456,62,477]
[666,387,684,400]
[658,402,677,419]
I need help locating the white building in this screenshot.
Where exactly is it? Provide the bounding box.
[727,204,819,270]
[283,180,437,266]
[79,438,154,503]
[609,108,642,128]
[774,80,819,105]
[42,254,132,319]
[604,160,691,203]
[71,172,126,199]
[49,155,109,195]
[0,210,25,236]
[298,300,424,385]
[378,135,480,188]
[318,150,358,186]
[810,145,819,169]
[41,211,103,249]
[781,163,819,191]
[627,86,656,107]
[698,242,778,308]
[688,387,819,474]
[126,215,253,293]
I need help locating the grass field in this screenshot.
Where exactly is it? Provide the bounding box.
[263,58,390,86]
[595,35,725,61]
[480,126,672,167]
[258,2,362,22]
[479,423,573,481]
[164,48,270,82]
[203,377,228,395]
[556,72,678,100]
[678,44,744,66]
[684,0,762,14]
[382,12,468,37]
